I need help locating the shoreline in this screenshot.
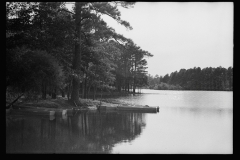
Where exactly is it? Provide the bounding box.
[6,96,160,116]
[6,90,140,111]
[6,96,125,111]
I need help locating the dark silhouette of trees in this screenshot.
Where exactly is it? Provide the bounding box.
[147,66,233,91]
[6,2,153,103]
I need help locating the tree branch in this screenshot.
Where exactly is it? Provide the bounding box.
[112,37,127,51]
[89,3,122,24]
[58,8,75,15]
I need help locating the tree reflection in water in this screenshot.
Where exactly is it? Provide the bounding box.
[6,111,146,153]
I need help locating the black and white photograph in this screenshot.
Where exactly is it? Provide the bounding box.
[6,2,233,154]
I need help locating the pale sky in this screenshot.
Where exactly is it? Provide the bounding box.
[67,2,233,77]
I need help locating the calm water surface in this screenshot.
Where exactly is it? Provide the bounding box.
[6,90,233,154]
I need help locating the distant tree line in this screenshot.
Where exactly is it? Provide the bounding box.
[6,2,152,103]
[147,66,233,91]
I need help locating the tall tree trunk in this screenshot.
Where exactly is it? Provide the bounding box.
[61,89,65,97]
[52,87,57,99]
[87,82,92,99]
[133,58,137,94]
[118,85,121,92]
[67,80,72,100]
[133,81,135,94]
[117,77,121,92]
[84,76,87,99]
[48,90,52,97]
[82,81,84,98]
[42,80,46,99]
[48,81,52,97]
[124,60,127,92]
[71,2,82,103]
[93,86,97,100]
[133,76,136,94]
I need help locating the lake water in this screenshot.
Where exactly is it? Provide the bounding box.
[6,90,233,154]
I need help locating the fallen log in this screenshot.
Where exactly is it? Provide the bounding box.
[6,93,24,109]
[97,104,159,113]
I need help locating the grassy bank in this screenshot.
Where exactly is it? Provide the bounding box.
[6,95,124,110]
[6,89,138,111]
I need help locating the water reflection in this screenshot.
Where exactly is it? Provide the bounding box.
[167,105,233,118]
[6,90,232,154]
[6,111,146,153]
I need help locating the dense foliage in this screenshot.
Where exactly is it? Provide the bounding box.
[148,66,233,91]
[6,2,152,103]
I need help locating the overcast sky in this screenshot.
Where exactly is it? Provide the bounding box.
[67,2,233,77]
[102,2,233,77]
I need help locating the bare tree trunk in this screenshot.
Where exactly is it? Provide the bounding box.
[133,58,136,94]
[61,88,65,97]
[133,77,136,94]
[48,80,52,97]
[127,79,130,93]
[42,80,46,99]
[71,2,82,103]
[93,85,97,100]
[84,77,87,99]
[87,82,92,99]
[67,80,72,100]
[82,80,84,98]
[52,87,57,99]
